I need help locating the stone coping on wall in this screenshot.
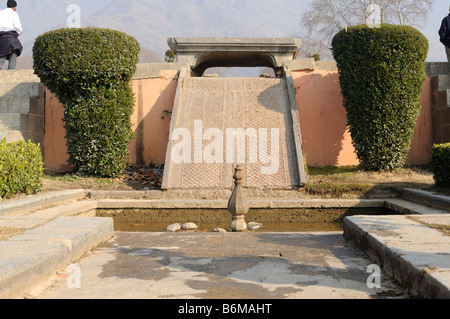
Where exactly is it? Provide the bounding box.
[1,61,446,82]
[167,37,302,75]
[0,64,183,83]
[284,58,338,72]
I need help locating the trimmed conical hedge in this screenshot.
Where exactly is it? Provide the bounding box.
[331,24,428,171]
[33,28,140,177]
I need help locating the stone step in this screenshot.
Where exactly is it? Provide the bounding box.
[344,214,450,299]
[0,82,43,98]
[0,190,87,216]
[400,188,450,212]
[0,96,31,114]
[0,70,40,84]
[0,216,114,299]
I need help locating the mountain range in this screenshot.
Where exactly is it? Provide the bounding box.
[10,0,448,68]
[15,0,311,68]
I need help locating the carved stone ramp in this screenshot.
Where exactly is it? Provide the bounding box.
[162,70,306,190]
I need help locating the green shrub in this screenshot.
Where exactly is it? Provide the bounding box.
[431,144,450,188]
[32,28,140,177]
[0,139,43,198]
[331,24,428,171]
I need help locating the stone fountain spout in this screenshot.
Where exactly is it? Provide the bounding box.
[227,165,249,232]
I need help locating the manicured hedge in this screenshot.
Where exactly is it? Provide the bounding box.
[32,28,140,177]
[331,24,428,171]
[431,144,450,188]
[0,139,43,198]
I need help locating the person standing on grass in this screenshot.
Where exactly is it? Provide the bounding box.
[0,0,22,70]
[439,6,450,63]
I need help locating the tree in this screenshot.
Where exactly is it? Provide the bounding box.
[299,0,434,59]
[33,28,140,177]
[331,24,428,170]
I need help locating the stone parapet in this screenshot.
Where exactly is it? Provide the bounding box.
[0,71,45,155]
[168,37,302,75]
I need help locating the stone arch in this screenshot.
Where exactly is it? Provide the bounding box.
[167,37,302,77]
[192,52,278,76]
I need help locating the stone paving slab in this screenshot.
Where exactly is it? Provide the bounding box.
[28,200,97,218]
[414,215,450,227]
[400,188,450,212]
[0,217,114,299]
[385,198,449,215]
[0,217,51,229]
[34,231,410,299]
[344,214,450,299]
[0,240,69,299]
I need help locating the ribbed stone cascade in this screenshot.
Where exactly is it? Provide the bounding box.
[162,37,307,190]
[162,76,303,189]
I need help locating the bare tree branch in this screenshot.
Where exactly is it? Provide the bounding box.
[300,0,434,59]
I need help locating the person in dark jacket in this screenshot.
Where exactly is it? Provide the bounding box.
[439,7,450,62]
[0,0,23,70]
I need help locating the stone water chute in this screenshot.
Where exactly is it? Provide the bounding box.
[161,38,307,190]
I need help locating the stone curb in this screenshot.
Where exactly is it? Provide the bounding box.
[0,216,114,299]
[1,188,449,299]
[385,198,449,215]
[95,198,386,210]
[400,188,450,213]
[0,190,87,217]
[343,215,450,299]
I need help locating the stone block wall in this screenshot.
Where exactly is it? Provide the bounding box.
[429,63,450,145]
[0,70,45,155]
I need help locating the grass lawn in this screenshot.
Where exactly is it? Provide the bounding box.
[36,165,440,198]
[304,165,436,197]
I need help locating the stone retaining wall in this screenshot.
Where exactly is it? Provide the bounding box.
[0,61,445,172]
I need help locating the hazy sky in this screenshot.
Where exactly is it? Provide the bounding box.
[13,0,450,62]
[423,0,448,61]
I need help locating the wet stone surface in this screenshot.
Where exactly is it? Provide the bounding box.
[35,231,412,299]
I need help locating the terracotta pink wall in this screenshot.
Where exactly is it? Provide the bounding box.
[44,92,70,172]
[44,69,178,172]
[292,68,432,167]
[128,70,178,167]
[43,64,433,172]
[292,69,358,166]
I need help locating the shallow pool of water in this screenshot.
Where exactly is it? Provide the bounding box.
[113,221,344,233]
[98,207,394,233]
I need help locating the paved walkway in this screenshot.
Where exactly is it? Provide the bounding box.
[32,231,410,299]
[0,188,449,299]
